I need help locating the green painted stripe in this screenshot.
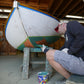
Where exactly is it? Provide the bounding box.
[17,36,34,50]
[17,36,60,50]
[17,44,25,50]
[28,35,60,37]
[29,36,60,47]
[17,38,28,50]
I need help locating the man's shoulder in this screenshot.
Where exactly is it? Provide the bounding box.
[68,21,79,25]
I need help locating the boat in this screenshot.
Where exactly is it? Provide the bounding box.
[5,1,60,50]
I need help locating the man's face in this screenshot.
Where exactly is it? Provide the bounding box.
[58,23,66,35]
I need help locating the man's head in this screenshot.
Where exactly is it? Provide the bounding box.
[55,22,67,35]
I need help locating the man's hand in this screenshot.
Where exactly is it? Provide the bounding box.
[41,44,46,52]
[61,48,69,53]
[41,44,49,53]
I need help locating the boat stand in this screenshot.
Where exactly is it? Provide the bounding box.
[22,47,53,79]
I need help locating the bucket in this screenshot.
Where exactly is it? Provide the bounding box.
[37,72,49,84]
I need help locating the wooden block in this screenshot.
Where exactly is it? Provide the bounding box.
[22,48,30,79]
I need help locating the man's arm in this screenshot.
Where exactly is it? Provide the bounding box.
[67,21,84,54]
[68,35,84,54]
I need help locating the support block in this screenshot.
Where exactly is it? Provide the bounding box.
[22,47,53,79]
[22,47,30,79]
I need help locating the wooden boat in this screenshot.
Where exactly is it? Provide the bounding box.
[5,1,60,50]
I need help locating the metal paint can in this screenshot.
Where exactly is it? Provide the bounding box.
[37,72,49,84]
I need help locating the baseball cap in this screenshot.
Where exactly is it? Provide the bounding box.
[55,26,59,32]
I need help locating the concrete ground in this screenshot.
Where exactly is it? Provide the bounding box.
[0,54,65,84]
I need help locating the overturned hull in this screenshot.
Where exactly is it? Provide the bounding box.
[5,2,60,50]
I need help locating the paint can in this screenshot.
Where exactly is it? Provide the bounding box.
[37,72,49,84]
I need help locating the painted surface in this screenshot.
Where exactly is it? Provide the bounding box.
[5,4,60,50]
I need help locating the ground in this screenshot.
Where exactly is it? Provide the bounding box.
[0,54,65,84]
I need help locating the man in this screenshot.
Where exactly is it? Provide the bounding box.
[41,21,84,79]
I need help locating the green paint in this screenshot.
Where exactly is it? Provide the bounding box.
[29,36,60,47]
[17,44,25,50]
[17,36,60,50]
[17,38,28,50]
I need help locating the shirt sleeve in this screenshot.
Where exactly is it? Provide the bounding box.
[67,24,84,55]
[68,34,84,54]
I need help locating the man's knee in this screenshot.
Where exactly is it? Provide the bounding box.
[46,49,56,61]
